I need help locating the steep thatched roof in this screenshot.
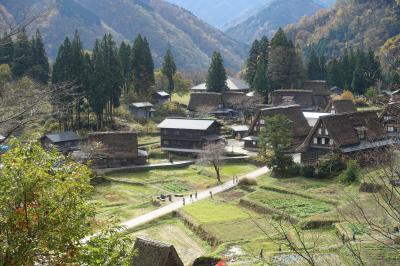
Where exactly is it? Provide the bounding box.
[272,90,314,109]
[298,111,386,151]
[131,237,184,266]
[188,92,222,112]
[381,102,400,121]
[303,80,331,96]
[325,99,357,114]
[248,105,311,138]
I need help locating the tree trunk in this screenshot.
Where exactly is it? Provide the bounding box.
[213,162,221,183]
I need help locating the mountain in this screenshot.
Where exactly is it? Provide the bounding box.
[0,0,248,72]
[285,0,400,59]
[165,0,268,30]
[225,0,325,44]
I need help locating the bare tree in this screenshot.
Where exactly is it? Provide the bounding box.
[198,142,225,183]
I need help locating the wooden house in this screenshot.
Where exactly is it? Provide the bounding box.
[244,105,311,151]
[40,131,82,154]
[325,99,357,114]
[190,76,250,93]
[297,111,389,164]
[272,90,314,110]
[188,92,261,119]
[380,102,400,138]
[129,102,155,119]
[303,80,331,110]
[152,91,170,105]
[88,131,147,169]
[230,125,249,139]
[131,237,184,266]
[158,118,223,153]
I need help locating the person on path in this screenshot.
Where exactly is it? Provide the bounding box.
[195,191,197,199]
[260,248,264,259]
[209,191,213,199]
[233,177,235,184]
[236,176,239,183]
[183,197,185,206]
[190,194,193,202]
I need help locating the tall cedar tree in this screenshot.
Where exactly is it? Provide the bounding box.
[245,39,260,86]
[162,49,177,101]
[253,61,270,103]
[118,41,131,94]
[30,30,49,83]
[0,34,14,65]
[131,35,155,98]
[206,52,227,92]
[11,29,32,79]
[71,31,86,127]
[268,28,304,90]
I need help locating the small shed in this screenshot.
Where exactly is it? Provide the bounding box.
[129,102,155,120]
[40,131,81,154]
[153,91,170,105]
[131,237,184,266]
[231,125,249,139]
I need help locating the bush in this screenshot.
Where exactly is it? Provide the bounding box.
[340,160,360,184]
[286,164,301,176]
[301,165,315,178]
[238,177,258,186]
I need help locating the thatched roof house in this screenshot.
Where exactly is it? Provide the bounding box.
[303,80,331,96]
[325,99,357,114]
[272,90,314,110]
[380,102,400,138]
[298,111,389,164]
[190,76,249,92]
[391,89,400,103]
[131,237,184,266]
[188,92,222,113]
[244,105,311,151]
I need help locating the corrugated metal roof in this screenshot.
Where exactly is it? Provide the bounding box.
[231,125,249,132]
[158,118,218,130]
[155,91,170,97]
[130,102,153,108]
[44,131,81,143]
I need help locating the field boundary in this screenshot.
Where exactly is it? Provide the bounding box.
[239,199,299,223]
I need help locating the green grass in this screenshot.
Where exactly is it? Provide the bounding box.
[247,190,333,218]
[183,200,250,224]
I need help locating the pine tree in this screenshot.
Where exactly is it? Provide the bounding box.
[258,36,269,66]
[142,37,155,96]
[12,29,32,79]
[162,49,177,101]
[253,61,270,103]
[206,52,227,92]
[0,34,14,65]
[327,58,342,87]
[245,39,260,86]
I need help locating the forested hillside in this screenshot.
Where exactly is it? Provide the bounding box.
[225,0,325,44]
[286,0,400,61]
[0,0,248,72]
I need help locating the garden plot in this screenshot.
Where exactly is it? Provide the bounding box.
[91,182,161,224]
[247,189,333,219]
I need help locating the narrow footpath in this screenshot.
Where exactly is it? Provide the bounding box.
[120,166,269,231]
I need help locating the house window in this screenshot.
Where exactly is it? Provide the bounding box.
[313,137,318,144]
[388,126,395,132]
[321,138,326,145]
[253,141,257,146]
[325,129,328,135]
[260,119,265,125]
[318,128,322,135]
[357,129,366,140]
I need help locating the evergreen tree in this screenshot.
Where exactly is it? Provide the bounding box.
[269,29,304,90]
[161,49,177,101]
[307,49,321,80]
[30,30,49,83]
[245,39,260,86]
[206,52,227,92]
[12,29,32,79]
[258,36,270,66]
[0,34,14,65]
[131,35,155,98]
[327,58,342,87]
[118,41,131,93]
[253,61,270,103]
[89,39,108,129]
[71,31,86,126]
